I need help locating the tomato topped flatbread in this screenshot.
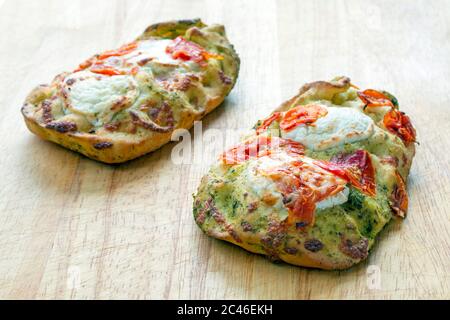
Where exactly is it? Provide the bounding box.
[194,76,416,270]
[21,19,240,163]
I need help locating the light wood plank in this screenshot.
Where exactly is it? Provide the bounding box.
[0,0,448,299]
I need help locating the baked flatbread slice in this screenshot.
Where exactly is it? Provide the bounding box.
[22,19,240,163]
[193,77,416,270]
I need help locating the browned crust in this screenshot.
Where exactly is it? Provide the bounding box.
[214,234,353,270]
[275,76,351,112]
[22,95,223,163]
[195,186,356,270]
[21,19,239,164]
[138,19,206,40]
[129,110,173,133]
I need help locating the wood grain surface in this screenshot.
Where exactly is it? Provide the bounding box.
[0,0,449,299]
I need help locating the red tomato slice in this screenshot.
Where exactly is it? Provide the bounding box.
[220,136,304,165]
[279,104,328,131]
[74,42,138,74]
[97,42,138,60]
[357,89,394,108]
[391,172,408,218]
[166,36,223,66]
[383,109,416,145]
[255,112,281,134]
[74,56,96,72]
[90,66,123,76]
[315,150,376,196]
[261,157,346,228]
[286,187,318,228]
[130,66,139,75]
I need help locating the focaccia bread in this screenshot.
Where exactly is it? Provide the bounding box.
[193,77,416,270]
[21,19,240,163]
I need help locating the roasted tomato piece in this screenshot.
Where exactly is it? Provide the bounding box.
[97,42,138,60]
[255,112,281,134]
[220,136,304,165]
[277,138,305,158]
[358,89,394,108]
[383,109,416,145]
[166,36,222,66]
[90,66,123,76]
[74,56,96,72]
[287,188,318,228]
[279,104,328,131]
[391,171,408,218]
[261,157,347,228]
[283,172,346,228]
[315,150,376,196]
[75,42,137,73]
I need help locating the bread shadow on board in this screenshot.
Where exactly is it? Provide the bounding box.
[20,98,235,194]
[196,219,403,298]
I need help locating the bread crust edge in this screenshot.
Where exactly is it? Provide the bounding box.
[21,95,224,164]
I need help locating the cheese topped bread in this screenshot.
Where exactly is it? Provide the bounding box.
[193,77,416,270]
[21,19,240,163]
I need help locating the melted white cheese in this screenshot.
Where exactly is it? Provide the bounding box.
[316,186,349,210]
[241,156,287,213]
[124,39,179,65]
[67,72,138,124]
[281,105,374,151]
[241,153,350,214]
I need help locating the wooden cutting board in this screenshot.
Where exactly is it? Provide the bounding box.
[0,0,448,299]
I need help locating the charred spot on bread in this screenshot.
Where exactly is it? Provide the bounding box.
[195,208,207,225]
[164,74,199,92]
[146,102,175,129]
[93,142,113,150]
[304,239,324,252]
[218,70,232,85]
[41,100,54,123]
[247,202,258,213]
[65,78,76,86]
[104,122,120,132]
[339,237,369,260]
[241,221,253,232]
[45,121,77,133]
[284,247,298,255]
[225,225,242,243]
[261,234,286,249]
[129,111,173,133]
